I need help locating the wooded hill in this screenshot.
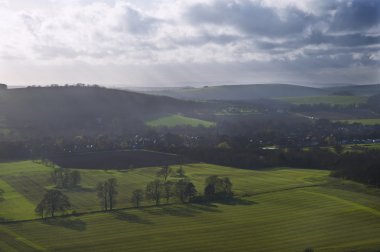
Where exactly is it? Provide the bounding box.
[0,86,203,136]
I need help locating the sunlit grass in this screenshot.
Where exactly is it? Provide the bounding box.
[146,114,215,128]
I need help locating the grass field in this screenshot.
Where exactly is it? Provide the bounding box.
[336,118,380,125]
[280,95,368,106]
[0,161,380,251]
[146,114,215,128]
[0,161,329,220]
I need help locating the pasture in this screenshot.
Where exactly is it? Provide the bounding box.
[146,114,215,128]
[280,95,368,106]
[336,118,380,125]
[0,161,379,251]
[0,161,329,220]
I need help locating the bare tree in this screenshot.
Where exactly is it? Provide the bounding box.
[96,178,118,211]
[51,168,81,189]
[97,181,109,211]
[107,178,118,210]
[163,181,175,203]
[157,165,172,182]
[176,179,197,203]
[131,189,144,208]
[204,176,233,200]
[184,182,197,202]
[146,179,162,206]
[35,189,71,218]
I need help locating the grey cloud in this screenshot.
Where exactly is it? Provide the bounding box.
[307,32,380,47]
[330,0,380,32]
[262,51,375,71]
[116,5,161,35]
[257,32,380,51]
[186,0,314,38]
[172,33,242,47]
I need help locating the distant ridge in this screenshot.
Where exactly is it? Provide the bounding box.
[137,83,380,101]
[143,84,329,100]
[324,84,380,96]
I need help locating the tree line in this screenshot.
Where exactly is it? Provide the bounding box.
[35,165,234,219]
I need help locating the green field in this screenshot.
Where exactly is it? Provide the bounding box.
[336,118,380,125]
[0,161,328,220]
[146,114,215,128]
[342,143,380,152]
[280,95,368,106]
[0,161,380,251]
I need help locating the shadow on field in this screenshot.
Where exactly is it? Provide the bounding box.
[187,204,222,213]
[142,204,223,217]
[215,197,257,206]
[112,211,153,225]
[62,186,95,193]
[44,218,87,231]
[141,205,197,217]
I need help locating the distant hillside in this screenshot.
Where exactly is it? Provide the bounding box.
[0,86,202,136]
[143,84,329,101]
[324,84,380,96]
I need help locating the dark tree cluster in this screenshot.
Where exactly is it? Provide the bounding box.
[141,166,197,206]
[51,168,81,189]
[97,178,118,211]
[35,189,71,218]
[332,151,380,187]
[204,175,233,201]
[176,146,339,170]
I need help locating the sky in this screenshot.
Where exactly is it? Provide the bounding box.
[0,0,379,87]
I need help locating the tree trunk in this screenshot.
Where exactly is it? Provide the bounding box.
[109,195,113,210]
[104,195,108,211]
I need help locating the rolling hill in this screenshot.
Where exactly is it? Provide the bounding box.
[325,84,380,96]
[0,86,204,136]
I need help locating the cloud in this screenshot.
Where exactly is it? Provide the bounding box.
[330,0,380,32]
[185,0,315,38]
[0,0,379,85]
[113,2,161,35]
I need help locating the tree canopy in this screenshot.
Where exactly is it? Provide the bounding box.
[35,189,71,218]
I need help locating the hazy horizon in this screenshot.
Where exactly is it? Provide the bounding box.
[0,0,379,86]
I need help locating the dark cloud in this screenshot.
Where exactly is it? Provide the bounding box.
[280,53,378,70]
[257,32,380,50]
[330,0,380,32]
[307,32,380,47]
[117,5,160,35]
[186,0,314,38]
[172,33,241,47]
